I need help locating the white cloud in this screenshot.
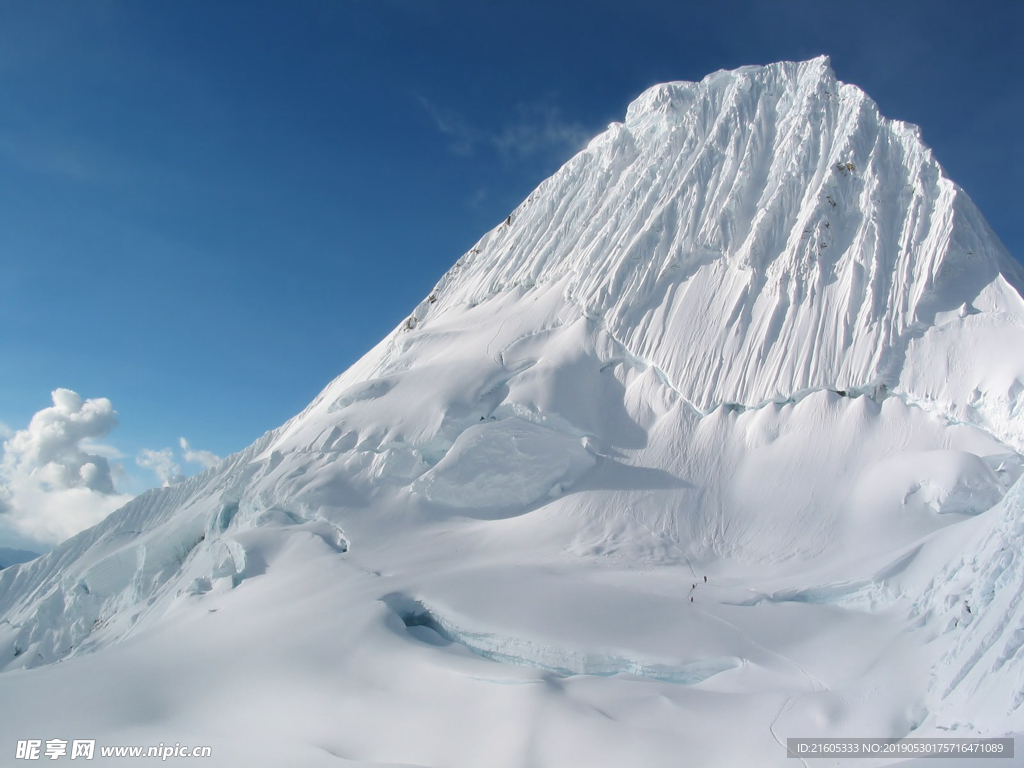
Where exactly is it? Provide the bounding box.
[417,96,479,157]
[4,388,118,492]
[0,389,133,545]
[179,437,221,470]
[492,103,592,160]
[136,447,184,488]
[418,97,591,161]
[79,440,125,460]
[1,391,228,548]
[135,437,220,488]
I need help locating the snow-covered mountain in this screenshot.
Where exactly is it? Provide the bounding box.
[3,57,1024,766]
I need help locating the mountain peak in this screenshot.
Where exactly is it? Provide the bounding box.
[625,56,837,124]
[409,61,1023,446]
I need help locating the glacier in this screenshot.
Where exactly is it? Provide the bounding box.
[2,57,1024,766]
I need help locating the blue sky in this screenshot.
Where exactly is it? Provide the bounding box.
[1,1,1021,548]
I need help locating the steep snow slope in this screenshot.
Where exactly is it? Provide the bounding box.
[2,58,1023,767]
[409,56,1024,445]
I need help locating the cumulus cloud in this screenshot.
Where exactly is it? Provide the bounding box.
[0,389,133,545]
[1,390,227,547]
[4,388,117,492]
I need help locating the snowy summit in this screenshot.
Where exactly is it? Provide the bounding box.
[2,58,1024,766]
